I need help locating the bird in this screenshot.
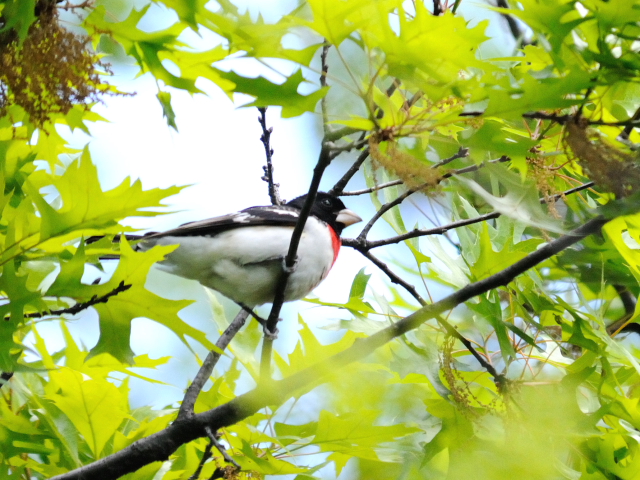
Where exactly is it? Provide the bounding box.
[136,192,362,307]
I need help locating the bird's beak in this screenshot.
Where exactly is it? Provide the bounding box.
[336,209,362,227]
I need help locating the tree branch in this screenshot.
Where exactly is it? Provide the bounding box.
[260,144,334,377]
[258,107,282,206]
[20,281,131,319]
[178,310,249,419]
[359,250,426,305]
[320,42,330,135]
[50,215,609,480]
[328,148,370,196]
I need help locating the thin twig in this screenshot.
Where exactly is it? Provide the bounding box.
[329,148,370,196]
[354,155,510,240]
[50,216,612,480]
[340,179,403,196]
[327,138,369,159]
[360,250,426,305]
[433,0,443,15]
[258,107,281,206]
[188,442,213,480]
[320,42,330,136]
[431,146,470,168]
[206,426,240,469]
[344,181,595,250]
[178,310,250,419]
[607,285,638,336]
[18,281,131,320]
[618,105,640,141]
[435,315,503,384]
[523,112,640,127]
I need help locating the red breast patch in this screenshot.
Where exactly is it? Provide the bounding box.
[329,227,341,266]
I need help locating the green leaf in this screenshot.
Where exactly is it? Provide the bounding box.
[24,150,181,243]
[470,222,543,281]
[313,410,418,458]
[156,91,178,131]
[348,268,370,300]
[0,0,36,42]
[456,163,565,234]
[45,367,128,457]
[212,69,329,118]
[274,317,363,377]
[304,0,392,45]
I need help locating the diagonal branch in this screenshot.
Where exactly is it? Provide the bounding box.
[328,148,370,196]
[178,310,250,419]
[360,250,426,305]
[360,248,500,381]
[20,281,131,319]
[50,215,610,480]
[260,144,333,377]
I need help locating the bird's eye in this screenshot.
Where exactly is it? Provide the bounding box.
[321,198,332,207]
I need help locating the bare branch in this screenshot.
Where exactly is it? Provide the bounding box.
[360,250,426,305]
[20,281,131,319]
[329,148,370,196]
[206,426,240,469]
[258,107,282,206]
[340,179,403,196]
[179,310,249,419]
[320,42,330,135]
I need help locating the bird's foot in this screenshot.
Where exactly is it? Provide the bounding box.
[239,303,281,339]
[262,324,279,340]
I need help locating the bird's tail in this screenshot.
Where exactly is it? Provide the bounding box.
[87,233,152,260]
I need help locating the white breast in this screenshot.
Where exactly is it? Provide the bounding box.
[142,217,336,306]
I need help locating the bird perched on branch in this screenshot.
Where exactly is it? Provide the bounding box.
[136,192,361,307]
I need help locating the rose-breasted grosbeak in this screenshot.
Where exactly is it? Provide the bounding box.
[138,192,361,307]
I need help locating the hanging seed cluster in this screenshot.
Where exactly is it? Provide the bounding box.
[369,135,442,190]
[0,9,107,127]
[564,118,640,198]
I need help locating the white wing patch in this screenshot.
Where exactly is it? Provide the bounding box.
[231,212,254,223]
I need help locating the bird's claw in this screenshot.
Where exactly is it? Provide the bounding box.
[263,325,279,340]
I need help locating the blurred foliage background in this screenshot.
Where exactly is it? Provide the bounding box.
[2,0,640,479]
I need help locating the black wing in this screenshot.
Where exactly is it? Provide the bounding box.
[143,205,302,239]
